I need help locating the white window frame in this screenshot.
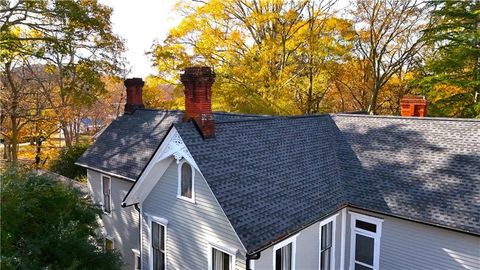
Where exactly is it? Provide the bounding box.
[148,215,168,270]
[349,212,383,270]
[132,249,140,270]
[100,174,112,214]
[177,160,195,203]
[319,214,338,270]
[207,241,237,270]
[273,233,299,270]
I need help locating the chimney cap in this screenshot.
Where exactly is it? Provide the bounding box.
[124,77,145,88]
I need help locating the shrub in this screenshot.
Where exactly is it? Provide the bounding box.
[49,143,89,180]
[0,168,123,269]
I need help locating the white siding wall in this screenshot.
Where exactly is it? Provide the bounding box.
[87,169,140,269]
[253,213,342,270]
[141,158,246,270]
[345,208,480,270]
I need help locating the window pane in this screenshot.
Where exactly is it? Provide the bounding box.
[102,177,110,195]
[321,222,332,250]
[275,243,292,270]
[181,163,192,198]
[104,194,111,213]
[354,263,373,270]
[212,248,230,270]
[320,249,330,270]
[105,239,113,250]
[160,225,165,251]
[152,223,159,249]
[356,220,376,233]
[355,234,374,266]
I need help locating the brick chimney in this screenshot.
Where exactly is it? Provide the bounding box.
[180,66,215,138]
[124,78,145,114]
[400,95,428,117]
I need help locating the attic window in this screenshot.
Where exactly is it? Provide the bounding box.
[177,161,195,203]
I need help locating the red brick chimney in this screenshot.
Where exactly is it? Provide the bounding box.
[124,78,145,114]
[180,66,215,138]
[400,95,428,117]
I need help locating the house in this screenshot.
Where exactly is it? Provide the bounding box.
[76,67,480,270]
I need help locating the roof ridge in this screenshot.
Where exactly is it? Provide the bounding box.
[332,113,480,122]
[216,113,331,124]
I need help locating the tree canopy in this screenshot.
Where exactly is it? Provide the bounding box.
[1,169,123,269]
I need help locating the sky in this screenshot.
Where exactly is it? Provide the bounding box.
[101,0,349,78]
[99,0,181,77]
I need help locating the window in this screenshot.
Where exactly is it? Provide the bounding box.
[151,221,166,270]
[102,175,111,213]
[211,248,232,270]
[273,234,298,270]
[132,249,141,270]
[349,213,383,270]
[320,222,334,270]
[177,161,194,202]
[104,237,114,251]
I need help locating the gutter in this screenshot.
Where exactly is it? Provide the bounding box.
[75,162,136,182]
[246,252,261,270]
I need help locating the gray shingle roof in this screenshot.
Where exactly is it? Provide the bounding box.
[76,109,265,180]
[77,109,480,253]
[332,114,480,236]
[175,116,346,252]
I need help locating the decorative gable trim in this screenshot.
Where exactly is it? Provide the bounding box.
[122,126,197,206]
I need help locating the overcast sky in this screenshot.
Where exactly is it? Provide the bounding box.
[99,0,180,77]
[101,0,349,78]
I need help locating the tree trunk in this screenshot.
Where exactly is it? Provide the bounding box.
[367,82,380,115]
[10,116,18,165]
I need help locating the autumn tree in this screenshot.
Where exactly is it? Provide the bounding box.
[151,0,352,115]
[421,0,480,117]
[350,0,426,114]
[0,0,125,163]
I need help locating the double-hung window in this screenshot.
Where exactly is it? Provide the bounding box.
[151,221,166,270]
[211,248,232,270]
[349,213,383,270]
[319,214,337,270]
[177,162,194,202]
[273,234,298,270]
[102,175,111,213]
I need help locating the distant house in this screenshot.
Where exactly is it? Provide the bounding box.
[76,67,480,270]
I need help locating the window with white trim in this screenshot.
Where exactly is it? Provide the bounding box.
[349,213,383,270]
[211,247,232,270]
[319,214,337,270]
[273,235,297,270]
[132,249,141,270]
[151,221,166,270]
[177,161,194,202]
[102,175,111,213]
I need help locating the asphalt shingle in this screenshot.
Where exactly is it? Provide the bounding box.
[77,110,480,253]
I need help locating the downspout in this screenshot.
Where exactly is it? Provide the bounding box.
[134,203,141,259]
[246,252,261,270]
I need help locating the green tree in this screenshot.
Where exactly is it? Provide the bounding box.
[49,143,90,180]
[1,168,123,269]
[421,0,480,117]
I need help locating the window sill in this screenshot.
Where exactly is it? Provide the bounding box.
[176,195,195,204]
